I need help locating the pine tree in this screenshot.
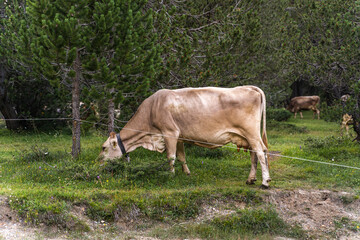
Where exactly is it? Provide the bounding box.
[28,0,161,156]
[28,0,89,157]
[83,0,161,132]
[150,0,265,90]
[0,0,21,129]
[0,0,60,129]
[282,0,360,98]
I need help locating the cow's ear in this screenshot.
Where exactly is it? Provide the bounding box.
[109,132,116,138]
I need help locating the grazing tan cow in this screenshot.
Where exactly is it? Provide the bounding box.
[341,113,353,135]
[287,96,320,119]
[99,86,271,188]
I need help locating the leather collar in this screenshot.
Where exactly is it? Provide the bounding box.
[116,133,130,162]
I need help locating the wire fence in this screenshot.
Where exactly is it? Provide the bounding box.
[1,117,360,171]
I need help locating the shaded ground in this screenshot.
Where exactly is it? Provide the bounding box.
[1,189,359,239]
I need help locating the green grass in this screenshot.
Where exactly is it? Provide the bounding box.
[0,111,359,239]
[152,207,305,240]
[267,111,360,190]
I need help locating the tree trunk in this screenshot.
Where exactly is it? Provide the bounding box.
[352,94,360,142]
[71,51,81,158]
[0,99,21,129]
[108,97,115,134]
[0,63,21,130]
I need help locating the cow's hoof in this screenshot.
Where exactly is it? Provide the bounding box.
[246,179,256,185]
[260,184,270,189]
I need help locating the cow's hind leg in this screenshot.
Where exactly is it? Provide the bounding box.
[246,151,257,185]
[249,141,271,188]
[176,141,190,175]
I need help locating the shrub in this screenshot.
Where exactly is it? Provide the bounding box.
[320,102,343,123]
[268,121,308,134]
[17,145,68,163]
[267,108,292,122]
[304,136,348,150]
[102,158,171,180]
[303,136,359,161]
[320,99,356,123]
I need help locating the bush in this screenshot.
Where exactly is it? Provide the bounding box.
[268,121,308,134]
[320,102,343,123]
[17,145,68,163]
[302,136,359,161]
[303,136,351,150]
[321,100,356,123]
[102,158,171,180]
[267,108,292,122]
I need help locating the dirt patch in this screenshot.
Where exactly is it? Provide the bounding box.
[0,196,38,240]
[265,189,360,239]
[196,199,246,222]
[1,190,360,239]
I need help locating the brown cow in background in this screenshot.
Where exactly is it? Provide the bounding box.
[287,96,320,119]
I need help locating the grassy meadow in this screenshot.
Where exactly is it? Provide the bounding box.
[0,110,359,239]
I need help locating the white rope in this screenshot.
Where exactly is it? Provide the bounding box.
[2,117,360,171]
[264,152,360,170]
[82,120,360,171]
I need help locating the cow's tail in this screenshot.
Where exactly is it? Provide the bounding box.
[260,88,269,169]
[258,88,268,149]
[246,86,268,148]
[252,86,269,169]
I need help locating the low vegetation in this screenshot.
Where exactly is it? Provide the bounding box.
[0,111,359,239]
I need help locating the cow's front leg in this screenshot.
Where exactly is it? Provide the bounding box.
[169,156,176,173]
[300,111,303,119]
[164,133,179,174]
[246,151,257,185]
[294,112,297,118]
[176,141,190,175]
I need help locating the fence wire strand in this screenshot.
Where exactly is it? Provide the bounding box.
[1,117,360,171]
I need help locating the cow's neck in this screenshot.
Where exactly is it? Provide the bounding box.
[119,120,154,153]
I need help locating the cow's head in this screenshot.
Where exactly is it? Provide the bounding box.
[286,103,294,112]
[98,132,123,161]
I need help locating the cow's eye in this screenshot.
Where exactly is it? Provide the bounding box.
[102,147,106,151]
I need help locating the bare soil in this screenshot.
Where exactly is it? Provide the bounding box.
[1,189,359,239]
[0,196,39,239]
[265,189,360,239]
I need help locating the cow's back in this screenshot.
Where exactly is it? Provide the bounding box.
[148,86,264,144]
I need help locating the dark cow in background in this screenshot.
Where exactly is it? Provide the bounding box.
[99,86,271,188]
[287,96,320,119]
